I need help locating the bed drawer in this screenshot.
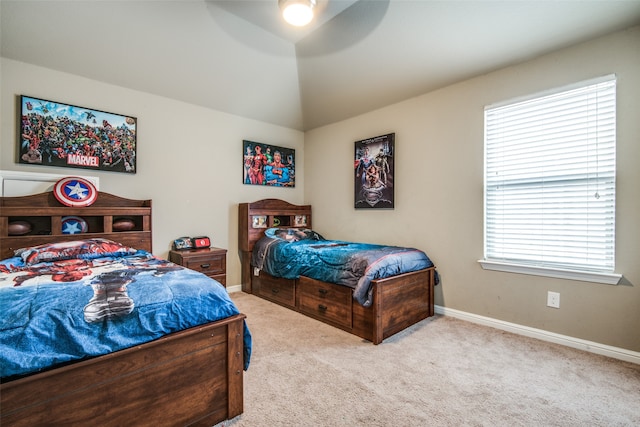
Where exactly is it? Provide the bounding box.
[297,276,352,328]
[255,273,296,308]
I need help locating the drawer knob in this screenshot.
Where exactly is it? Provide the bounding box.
[318,304,327,312]
[200,263,210,268]
[318,288,328,296]
[271,288,280,294]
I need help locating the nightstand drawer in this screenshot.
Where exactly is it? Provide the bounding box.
[211,274,226,286]
[183,254,224,276]
[298,276,352,328]
[169,248,227,286]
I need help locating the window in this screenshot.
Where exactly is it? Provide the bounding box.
[480,75,621,284]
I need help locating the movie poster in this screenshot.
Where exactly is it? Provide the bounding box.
[243,140,295,187]
[18,96,137,174]
[354,133,394,209]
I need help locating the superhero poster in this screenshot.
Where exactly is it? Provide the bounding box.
[243,140,295,187]
[354,133,395,209]
[18,95,137,174]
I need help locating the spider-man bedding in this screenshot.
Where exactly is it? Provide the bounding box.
[0,239,251,379]
[251,228,436,306]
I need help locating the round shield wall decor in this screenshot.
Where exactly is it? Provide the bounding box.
[53,177,98,207]
[61,216,89,234]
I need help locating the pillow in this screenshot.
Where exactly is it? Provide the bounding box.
[15,238,139,265]
[265,228,325,242]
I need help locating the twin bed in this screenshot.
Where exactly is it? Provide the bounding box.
[1,190,250,427]
[239,199,438,345]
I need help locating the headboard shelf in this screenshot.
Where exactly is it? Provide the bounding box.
[238,199,312,292]
[272,215,291,227]
[1,191,152,260]
[238,199,312,253]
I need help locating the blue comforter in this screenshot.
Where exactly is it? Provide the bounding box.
[0,250,251,379]
[251,228,435,306]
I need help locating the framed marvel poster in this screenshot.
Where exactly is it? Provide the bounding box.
[354,132,394,209]
[243,140,295,187]
[18,95,137,173]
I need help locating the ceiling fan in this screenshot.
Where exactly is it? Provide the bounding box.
[278,0,317,27]
[208,0,389,53]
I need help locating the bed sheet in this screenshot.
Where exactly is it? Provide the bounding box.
[252,230,435,306]
[0,251,251,379]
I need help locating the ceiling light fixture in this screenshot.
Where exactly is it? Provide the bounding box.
[279,0,316,27]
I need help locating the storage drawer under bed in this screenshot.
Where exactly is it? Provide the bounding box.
[254,271,296,308]
[297,276,352,328]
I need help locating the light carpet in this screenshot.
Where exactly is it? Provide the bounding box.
[218,292,639,427]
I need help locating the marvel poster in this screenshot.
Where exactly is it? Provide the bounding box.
[354,133,394,209]
[243,140,295,187]
[18,95,137,173]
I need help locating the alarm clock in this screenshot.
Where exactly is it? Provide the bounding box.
[172,237,193,250]
[191,236,211,249]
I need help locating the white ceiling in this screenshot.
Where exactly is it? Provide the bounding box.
[2,0,640,131]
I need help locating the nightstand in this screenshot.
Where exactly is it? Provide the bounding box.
[169,247,227,286]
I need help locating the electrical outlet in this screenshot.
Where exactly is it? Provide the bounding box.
[547,291,560,308]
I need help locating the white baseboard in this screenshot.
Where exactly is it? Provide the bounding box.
[226,287,638,364]
[227,284,242,294]
[435,305,640,365]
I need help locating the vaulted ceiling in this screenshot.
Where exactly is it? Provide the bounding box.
[2,1,640,131]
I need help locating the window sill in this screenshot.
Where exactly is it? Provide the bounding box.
[478,260,622,285]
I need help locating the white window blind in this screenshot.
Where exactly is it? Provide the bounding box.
[483,75,617,276]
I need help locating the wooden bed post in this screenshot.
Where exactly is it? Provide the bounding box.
[239,250,253,293]
[227,319,245,418]
[372,283,384,345]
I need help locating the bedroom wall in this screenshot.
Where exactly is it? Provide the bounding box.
[0,57,305,286]
[303,26,640,353]
[2,27,638,355]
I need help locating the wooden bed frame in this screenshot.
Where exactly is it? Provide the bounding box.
[239,199,436,345]
[1,191,245,427]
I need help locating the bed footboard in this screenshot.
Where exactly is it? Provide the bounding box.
[1,315,246,427]
[365,268,434,344]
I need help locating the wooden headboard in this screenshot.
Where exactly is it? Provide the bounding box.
[238,199,311,291]
[1,191,152,260]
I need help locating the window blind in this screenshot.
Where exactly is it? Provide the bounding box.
[484,75,616,273]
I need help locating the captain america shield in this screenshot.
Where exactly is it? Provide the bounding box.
[53,177,98,207]
[61,216,89,234]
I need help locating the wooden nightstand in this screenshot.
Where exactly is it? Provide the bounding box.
[169,247,227,286]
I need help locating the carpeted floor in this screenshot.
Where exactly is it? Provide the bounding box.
[218,292,640,427]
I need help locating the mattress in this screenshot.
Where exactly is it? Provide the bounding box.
[0,238,251,379]
[251,228,436,306]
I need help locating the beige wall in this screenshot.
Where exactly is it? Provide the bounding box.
[304,26,640,352]
[0,58,305,286]
[1,27,638,353]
